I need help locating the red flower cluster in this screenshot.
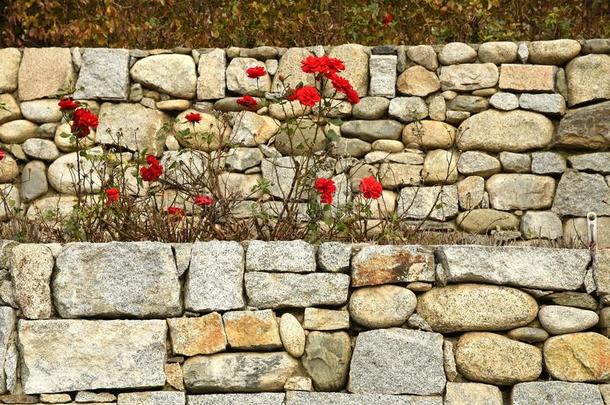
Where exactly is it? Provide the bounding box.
[359,176,383,199]
[185,112,202,123]
[104,187,120,205]
[167,206,185,217]
[301,55,345,76]
[287,85,321,107]
[140,155,163,182]
[314,177,336,205]
[0,150,5,161]
[246,66,266,79]
[194,194,215,207]
[382,13,394,26]
[58,98,79,111]
[236,95,258,111]
[71,108,99,138]
[327,73,360,104]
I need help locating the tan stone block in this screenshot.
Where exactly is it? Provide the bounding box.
[303,308,350,331]
[223,309,282,350]
[499,64,556,92]
[167,312,227,356]
[18,48,75,101]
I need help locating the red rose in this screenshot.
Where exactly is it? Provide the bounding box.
[314,177,336,205]
[58,98,79,111]
[328,73,360,105]
[194,194,215,207]
[140,155,163,182]
[0,150,5,161]
[382,13,394,26]
[236,95,258,111]
[359,176,383,199]
[167,206,185,217]
[71,108,99,138]
[104,187,120,205]
[185,112,202,123]
[345,86,360,105]
[287,85,321,107]
[246,66,266,79]
[301,55,345,76]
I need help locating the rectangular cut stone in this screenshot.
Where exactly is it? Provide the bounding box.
[437,246,590,291]
[286,392,442,404]
[303,308,350,330]
[0,307,15,394]
[594,249,610,296]
[223,309,282,350]
[167,313,227,356]
[53,242,182,318]
[246,240,316,273]
[512,382,603,405]
[245,272,350,308]
[499,64,556,92]
[19,319,166,394]
[0,48,21,93]
[117,391,185,405]
[9,244,54,319]
[197,49,226,100]
[74,48,130,100]
[189,394,285,405]
[185,241,245,312]
[348,329,446,395]
[351,245,435,287]
[439,63,499,91]
[18,48,75,101]
[183,352,299,392]
[369,55,397,97]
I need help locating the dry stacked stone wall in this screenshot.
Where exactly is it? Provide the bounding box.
[1,40,610,243]
[0,240,608,403]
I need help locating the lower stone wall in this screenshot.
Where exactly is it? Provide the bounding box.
[0,239,609,404]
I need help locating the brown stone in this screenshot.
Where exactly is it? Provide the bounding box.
[303,308,349,331]
[167,312,227,356]
[18,48,76,101]
[165,363,184,391]
[223,309,282,350]
[351,245,434,287]
[397,66,441,97]
[543,332,610,382]
[499,64,556,92]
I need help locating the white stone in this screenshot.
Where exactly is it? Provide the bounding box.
[227,58,271,96]
[369,55,397,97]
[538,305,599,335]
[520,93,566,115]
[397,185,458,221]
[21,138,59,161]
[130,54,196,98]
[489,92,519,110]
[197,49,226,100]
[438,42,477,65]
[20,99,62,123]
[74,48,131,100]
[0,48,21,93]
[520,211,563,240]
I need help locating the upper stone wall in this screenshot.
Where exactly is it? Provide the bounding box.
[0,39,610,243]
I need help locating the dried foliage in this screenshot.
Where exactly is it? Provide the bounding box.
[2,0,609,48]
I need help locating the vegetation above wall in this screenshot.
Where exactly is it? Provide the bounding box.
[1,0,609,48]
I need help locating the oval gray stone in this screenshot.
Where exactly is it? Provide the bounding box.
[538,305,599,335]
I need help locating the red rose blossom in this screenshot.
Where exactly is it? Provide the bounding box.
[236,95,258,111]
[194,195,215,207]
[287,85,321,107]
[71,108,99,138]
[185,112,202,123]
[140,155,163,182]
[327,73,360,105]
[359,176,383,199]
[345,86,360,105]
[167,206,185,217]
[0,150,5,161]
[58,98,79,111]
[301,55,345,77]
[382,13,394,26]
[314,177,336,205]
[246,66,266,79]
[104,187,120,205]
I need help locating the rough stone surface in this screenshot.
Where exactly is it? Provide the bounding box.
[438,43,477,65]
[422,149,459,184]
[117,391,186,405]
[519,93,566,115]
[457,151,501,177]
[247,240,316,273]
[348,328,446,395]
[489,92,519,110]
[317,242,351,273]
[439,64,499,91]
[0,94,21,124]
[280,313,305,358]
[231,110,278,147]
[455,332,542,385]
[20,99,62,123]
[302,331,352,391]
[286,392,442,405]
[188,394,285,405]
[74,48,130,100]
[20,160,48,202]
[352,97,390,119]
[512,382,604,405]
[543,332,610,382]
[369,55,397,97]
[507,327,549,343]
[18,48,75,101]
[457,110,554,152]
[437,245,590,291]
[0,119,38,144]
[197,49,226,100]
[388,97,428,123]
[552,171,610,216]
[349,285,416,328]
[183,352,299,392]
[185,241,245,312]
[397,185,459,221]
[538,305,599,335]
[245,272,350,308]
[223,309,282,350]
[0,48,20,93]
[97,103,168,156]
[499,152,531,173]
[457,176,485,210]
[397,66,440,97]
[556,102,610,149]
[531,152,566,174]
[478,42,518,64]
[21,138,59,162]
[566,54,610,106]
[499,64,556,92]
[520,211,563,240]
[528,39,581,64]
[487,174,555,210]
[444,382,503,405]
[167,313,227,356]
[457,209,519,234]
[272,48,314,93]
[303,308,349,331]
[325,44,368,96]
[417,284,538,333]
[130,54,196,98]
[341,120,403,142]
[402,120,456,149]
[569,152,610,174]
[19,319,167,394]
[9,244,54,319]
[53,242,181,318]
[351,245,434,287]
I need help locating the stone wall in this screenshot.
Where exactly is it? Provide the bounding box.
[1,40,610,243]
[0,239,609,403]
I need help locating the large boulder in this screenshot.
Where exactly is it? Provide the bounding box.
[457,110,553,152]
[130,54,196,98]
[566,54,610,106]
[19,319,167,394]
[53,242,182,318]
[417,284,538,333]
